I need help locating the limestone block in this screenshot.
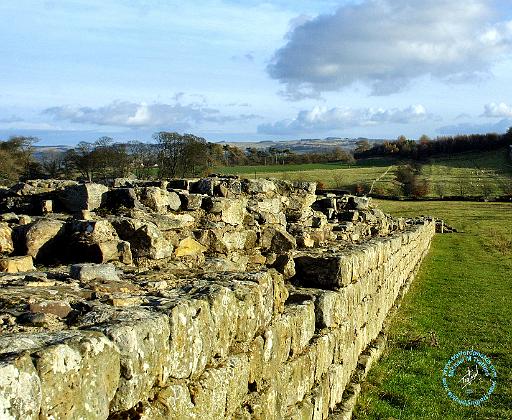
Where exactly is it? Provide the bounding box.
[70,263,120,282]
[0,255,35,273]
[193,177,219,196]
[205,197,248,226]
[137,187,181,213]
[24,218,65,261]
[241,385,284,420]
[286,397,315,420]
[112,218,173,260]
[221,229,258,253]
[271,253,296,280]
[183,193,204,210]
[248,269,288,317]
[282,301,316,357]
[262,315,292,375]
[58,183,108,212]
[294,253,352,289]
[95,240,133,264]
[230,280,271,344]
[310,377,331,420]
[247,197,285,225]
[33,332,120,420]
[102,188,141,210]
[0,353,41,420]
[140,383,196,420]
[278,348,316,408]
[40,200,53,214]
[149,213,196,230]
[261,227,297,253]
[242,178,277,195]
[327,364,351,410]
[192,354,250,419]
[175,237,207,257]
[157,297,213,379]
[68,219,133,264]
[280,190,317,222]
[314,289,349,328]
[248,336,265,387]
[186,282,239,358]
[0,222,13,254]
[97,310,171,412]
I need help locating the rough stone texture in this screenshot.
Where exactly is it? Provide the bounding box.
[0,222,14,255]
[112,217,174,260]
[34,332,120,419]
[0,176,438,419]
[58,183,108,212]
[0,353,41,420]
[137,187,181,213]
[70,263,120,282]
[175,237,207,257]
[23,218,65,262]
[0,255,35,273]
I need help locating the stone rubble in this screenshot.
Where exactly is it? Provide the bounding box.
[0,176,437,419]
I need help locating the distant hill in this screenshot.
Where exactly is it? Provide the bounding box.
[217,137,387,154]
[32,145,71,160]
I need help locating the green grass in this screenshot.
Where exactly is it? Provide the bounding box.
[354,201,512,419]
[216,148,512,197]
[421,149,512,197]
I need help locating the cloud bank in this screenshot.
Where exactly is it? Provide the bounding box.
[258,104,429,135]
[482,102,512,118]
[268,0,512,98]
[43,101,258,129]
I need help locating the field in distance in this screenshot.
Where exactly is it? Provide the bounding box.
[216,148,512,197]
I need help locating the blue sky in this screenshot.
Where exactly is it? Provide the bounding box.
[1,0,512,145]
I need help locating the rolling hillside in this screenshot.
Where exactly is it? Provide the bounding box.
[217,148,512,198]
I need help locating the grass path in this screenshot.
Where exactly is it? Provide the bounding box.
[354,201,512,419]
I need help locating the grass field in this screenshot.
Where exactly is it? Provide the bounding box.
[216,148,512,197]
[353,201,512,419]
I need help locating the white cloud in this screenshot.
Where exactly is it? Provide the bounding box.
[482,102,512,118]
[43,100,258,129]
[437,119,512,135]
[268,0,512,98]
[258,104,430,135]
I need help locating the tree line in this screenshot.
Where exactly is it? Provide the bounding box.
[354,130,512,160]
[1,128,511,184]
[0,132,356,183]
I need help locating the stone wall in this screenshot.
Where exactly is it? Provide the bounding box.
[0,177,436,419]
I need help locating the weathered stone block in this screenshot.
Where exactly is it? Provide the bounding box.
[137,187,181,213]
[97,310,171,412]
[205,197,248,226]
[282,301,316,357]
[0,255,35,273]
[70,263,120,282]
[58,183,108,212]
[191,354,250,419]
[112,218,173,260]
[156,297,213,379]
[0,222,13,254]
[34,332,120,420]
[0,353,41,420]
[175,237,207,257]
[294,253,353,289]
[24,218,65,261]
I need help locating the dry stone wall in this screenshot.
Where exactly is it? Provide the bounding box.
[0,176,436,419]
